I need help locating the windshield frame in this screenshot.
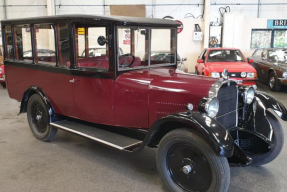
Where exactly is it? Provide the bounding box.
[116,25,177,72]
[207,49,247,63]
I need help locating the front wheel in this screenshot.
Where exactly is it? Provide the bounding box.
[251,111,284,165]
[27,94,57,141]
[268,72,281,91]
[1,82,6,88]
[157,129,230,192]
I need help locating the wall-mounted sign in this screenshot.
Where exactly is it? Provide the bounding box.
[176,20,183,33]
[267,19,287,29]
[123,29,130,45]
[78,28,85,35]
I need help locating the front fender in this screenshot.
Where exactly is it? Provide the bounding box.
[243,91,287,142]
[146,112,234,157]
[255,91,287,121]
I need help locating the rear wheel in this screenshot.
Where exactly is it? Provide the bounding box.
[251,111,284,165]
[157,129,230,192]
[268,72,281,91]
[1,82,6,88]
[27,94,57,141]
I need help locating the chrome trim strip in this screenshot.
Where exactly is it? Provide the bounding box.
[50,123,124,150]
[123,141,143,149]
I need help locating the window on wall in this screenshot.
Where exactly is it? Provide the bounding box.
[4,25,13,59]
[57,22,70,67]
[34,23,56,65]
[273,30,287,48]
[75,24,109,69]
[251,29,287,48]
[14,24,33,62]
[251,29,272,48]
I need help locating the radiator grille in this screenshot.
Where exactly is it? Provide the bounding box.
[216,83,238,129]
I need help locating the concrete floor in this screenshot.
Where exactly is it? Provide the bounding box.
[0,82,287,192]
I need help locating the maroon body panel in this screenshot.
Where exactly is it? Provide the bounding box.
[5,65,216,129]
[72,76,115,125]
[5,65,76,117]
[115,68,216,128]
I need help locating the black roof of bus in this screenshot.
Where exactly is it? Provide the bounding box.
[1,14,180,27]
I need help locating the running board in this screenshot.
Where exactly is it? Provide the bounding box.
[50,120,143,151]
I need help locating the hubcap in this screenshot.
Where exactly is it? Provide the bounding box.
[167,144,212,192]
[31,102,48,133]
[182,165,192,175]
[269,76,275,88]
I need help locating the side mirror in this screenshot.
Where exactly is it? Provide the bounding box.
[247,58,254,64]
[182,57,187,61]
[97,36,108,46]
[197,59,204,63]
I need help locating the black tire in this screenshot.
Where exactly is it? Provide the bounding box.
[251,111,284,165]
[27,94,57,141]
[268,72,281,91]
[1,82,6,88]
[195,67,199,75]
[157,129,230,192]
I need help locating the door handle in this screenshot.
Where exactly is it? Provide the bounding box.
[69,79,75,83]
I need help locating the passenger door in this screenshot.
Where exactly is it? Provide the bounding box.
[257,50,270,82]
[71,24,115,125]
[196,49,207,75]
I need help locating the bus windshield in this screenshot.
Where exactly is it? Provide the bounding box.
[117,27,177,70]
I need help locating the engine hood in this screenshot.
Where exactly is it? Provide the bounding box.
[206,62,256,72]
[116,67,218,127]
[117,67,216,97]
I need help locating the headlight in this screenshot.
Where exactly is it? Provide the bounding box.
[205,98,219,118]
[283,71,287,79]
[244,87,255,104]
[241,72,247,77]
[0,68,2,74]
[247,72,255,78]
[211,72,220,78]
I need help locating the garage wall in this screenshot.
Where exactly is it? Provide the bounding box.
[178,19,204,72]
[222,12,268,58]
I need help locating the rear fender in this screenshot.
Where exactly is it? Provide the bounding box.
[19,86,55,122]
[145,112,234,157]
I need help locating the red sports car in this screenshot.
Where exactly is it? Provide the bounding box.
[0,65,5,88]
[195,48,257,86]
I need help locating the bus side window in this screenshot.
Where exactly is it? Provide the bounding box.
[34,23,56,66]
[14,24,33,62]
[56,22,70,68]
[4,25,13,60]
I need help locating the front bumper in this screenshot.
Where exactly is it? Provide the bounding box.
[278,78,287,86]
[0,74,5,82]
[229,78,257,86]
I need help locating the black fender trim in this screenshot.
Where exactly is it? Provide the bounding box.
[19,86,55,122]
[255,91,287,121]
[137,112,235,157]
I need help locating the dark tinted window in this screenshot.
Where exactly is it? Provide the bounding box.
[4,25,13,59]
[57,22,70,67]
[267,50,287,62]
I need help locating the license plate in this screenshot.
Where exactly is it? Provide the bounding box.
[236,80,242,84]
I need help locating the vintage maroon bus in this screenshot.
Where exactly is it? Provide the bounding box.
[2,15,287,192]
